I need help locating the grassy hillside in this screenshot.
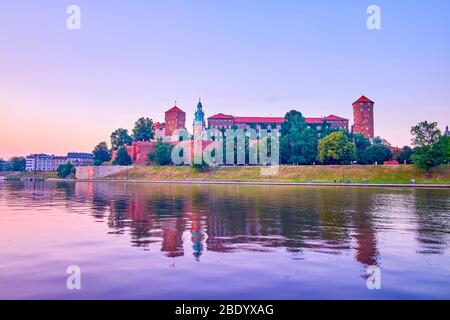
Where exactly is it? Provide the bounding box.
[106,165,450,184]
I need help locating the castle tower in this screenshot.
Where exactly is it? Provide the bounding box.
[352,95,375,139]
[165,104,186,136]
[193,98,206,137]
[445,125,449,136]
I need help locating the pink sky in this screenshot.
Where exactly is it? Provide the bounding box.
[1,1,449,159]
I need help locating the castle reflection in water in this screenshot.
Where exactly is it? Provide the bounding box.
[5,181,450,268]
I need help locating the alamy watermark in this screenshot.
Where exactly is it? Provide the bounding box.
[66,5,81,30]
[169,128,280,175]
[367,5,381,30]
[366,265,381,290]
[66,265,81,290]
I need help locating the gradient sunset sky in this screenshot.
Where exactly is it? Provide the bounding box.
[1,0,449,159]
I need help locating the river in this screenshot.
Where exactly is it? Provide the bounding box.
[0,181,449,299]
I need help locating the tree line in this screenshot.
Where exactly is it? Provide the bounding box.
[90,111,449,171]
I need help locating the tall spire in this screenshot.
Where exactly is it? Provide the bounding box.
[445,125,449,136]
[194,98,206,127]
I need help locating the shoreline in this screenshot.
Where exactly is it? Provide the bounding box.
[47,178,450,188]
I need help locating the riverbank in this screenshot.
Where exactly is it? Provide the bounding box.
[91,164,450,185]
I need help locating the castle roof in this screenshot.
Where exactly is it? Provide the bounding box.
[165,106,185,114]
[208,114,347,125]
[353,95,374,104]
[324,114,348,121]
[234,117,285,124]
[305,117,325,124]
[208,113,234,119]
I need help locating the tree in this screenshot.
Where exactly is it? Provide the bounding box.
[110,128,132,150]
[410,121,442,147]
[410,121,446,171]
[148,139,173,165]
[113,146,132,165]
[318,131,357,164]
[397,146,414,164]
[57,163,75,179]
[435,135,450,163]
[132,117,155,142]
[92,141,111,164]
[9,156,26,172]
[0,158,6,171]
[360,144,393,164]
[280,110,319,164]
[412,135,449,170]
[350,133,371,163]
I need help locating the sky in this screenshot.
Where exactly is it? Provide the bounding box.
[0,0,449,159]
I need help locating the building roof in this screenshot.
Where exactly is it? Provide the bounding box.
[208,114,348,125]
[208,113,235,119]
[154,122,165,129]
[305,117,325,124]
[165,106,185,114]
[67,153,93,159]
[234,117,285,124]
[26,154,53,158]
[324,114,348,121]
[353,95,374,104]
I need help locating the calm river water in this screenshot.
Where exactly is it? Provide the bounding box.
[0,181,449,299]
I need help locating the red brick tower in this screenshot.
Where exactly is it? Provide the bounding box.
[352,95,374,139]
[165,105,186,136]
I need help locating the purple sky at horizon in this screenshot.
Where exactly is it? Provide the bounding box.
[1,0,449,159]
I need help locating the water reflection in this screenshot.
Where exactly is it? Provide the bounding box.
[2,181,449,267]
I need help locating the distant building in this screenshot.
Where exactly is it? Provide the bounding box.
[153,104,187,142]
[207,114,349,133]
[445,125,449,136]
[67,153,94,166]
[193,99,206,130]
[154,122,166,141]
[165,105,186,136]
[26,154,53,172]
[52,156,68,171]
[25,154,69,172]
[351,95,375,139]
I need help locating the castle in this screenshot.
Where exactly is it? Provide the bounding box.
[116,95,375,164]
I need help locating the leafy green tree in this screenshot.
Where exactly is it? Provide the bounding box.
[280,110,319,164]
[410,121,442,147]
[113,146,132,165]
[435,135,450,163]
[350,133,372,163]
[0,158,7,171]
[110,128,132,150]
[410,121,446,171]
[148,139,173,165]
[397,146,414,164]
[412,147,442,171]
[57,163,75,178]
[318,131,357,164]
[93,160,103,166]
[360,144,393,164]
[92,141,111,164]
[9,156,26,172]
[413,135,450,170]
[132,117,154,142]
